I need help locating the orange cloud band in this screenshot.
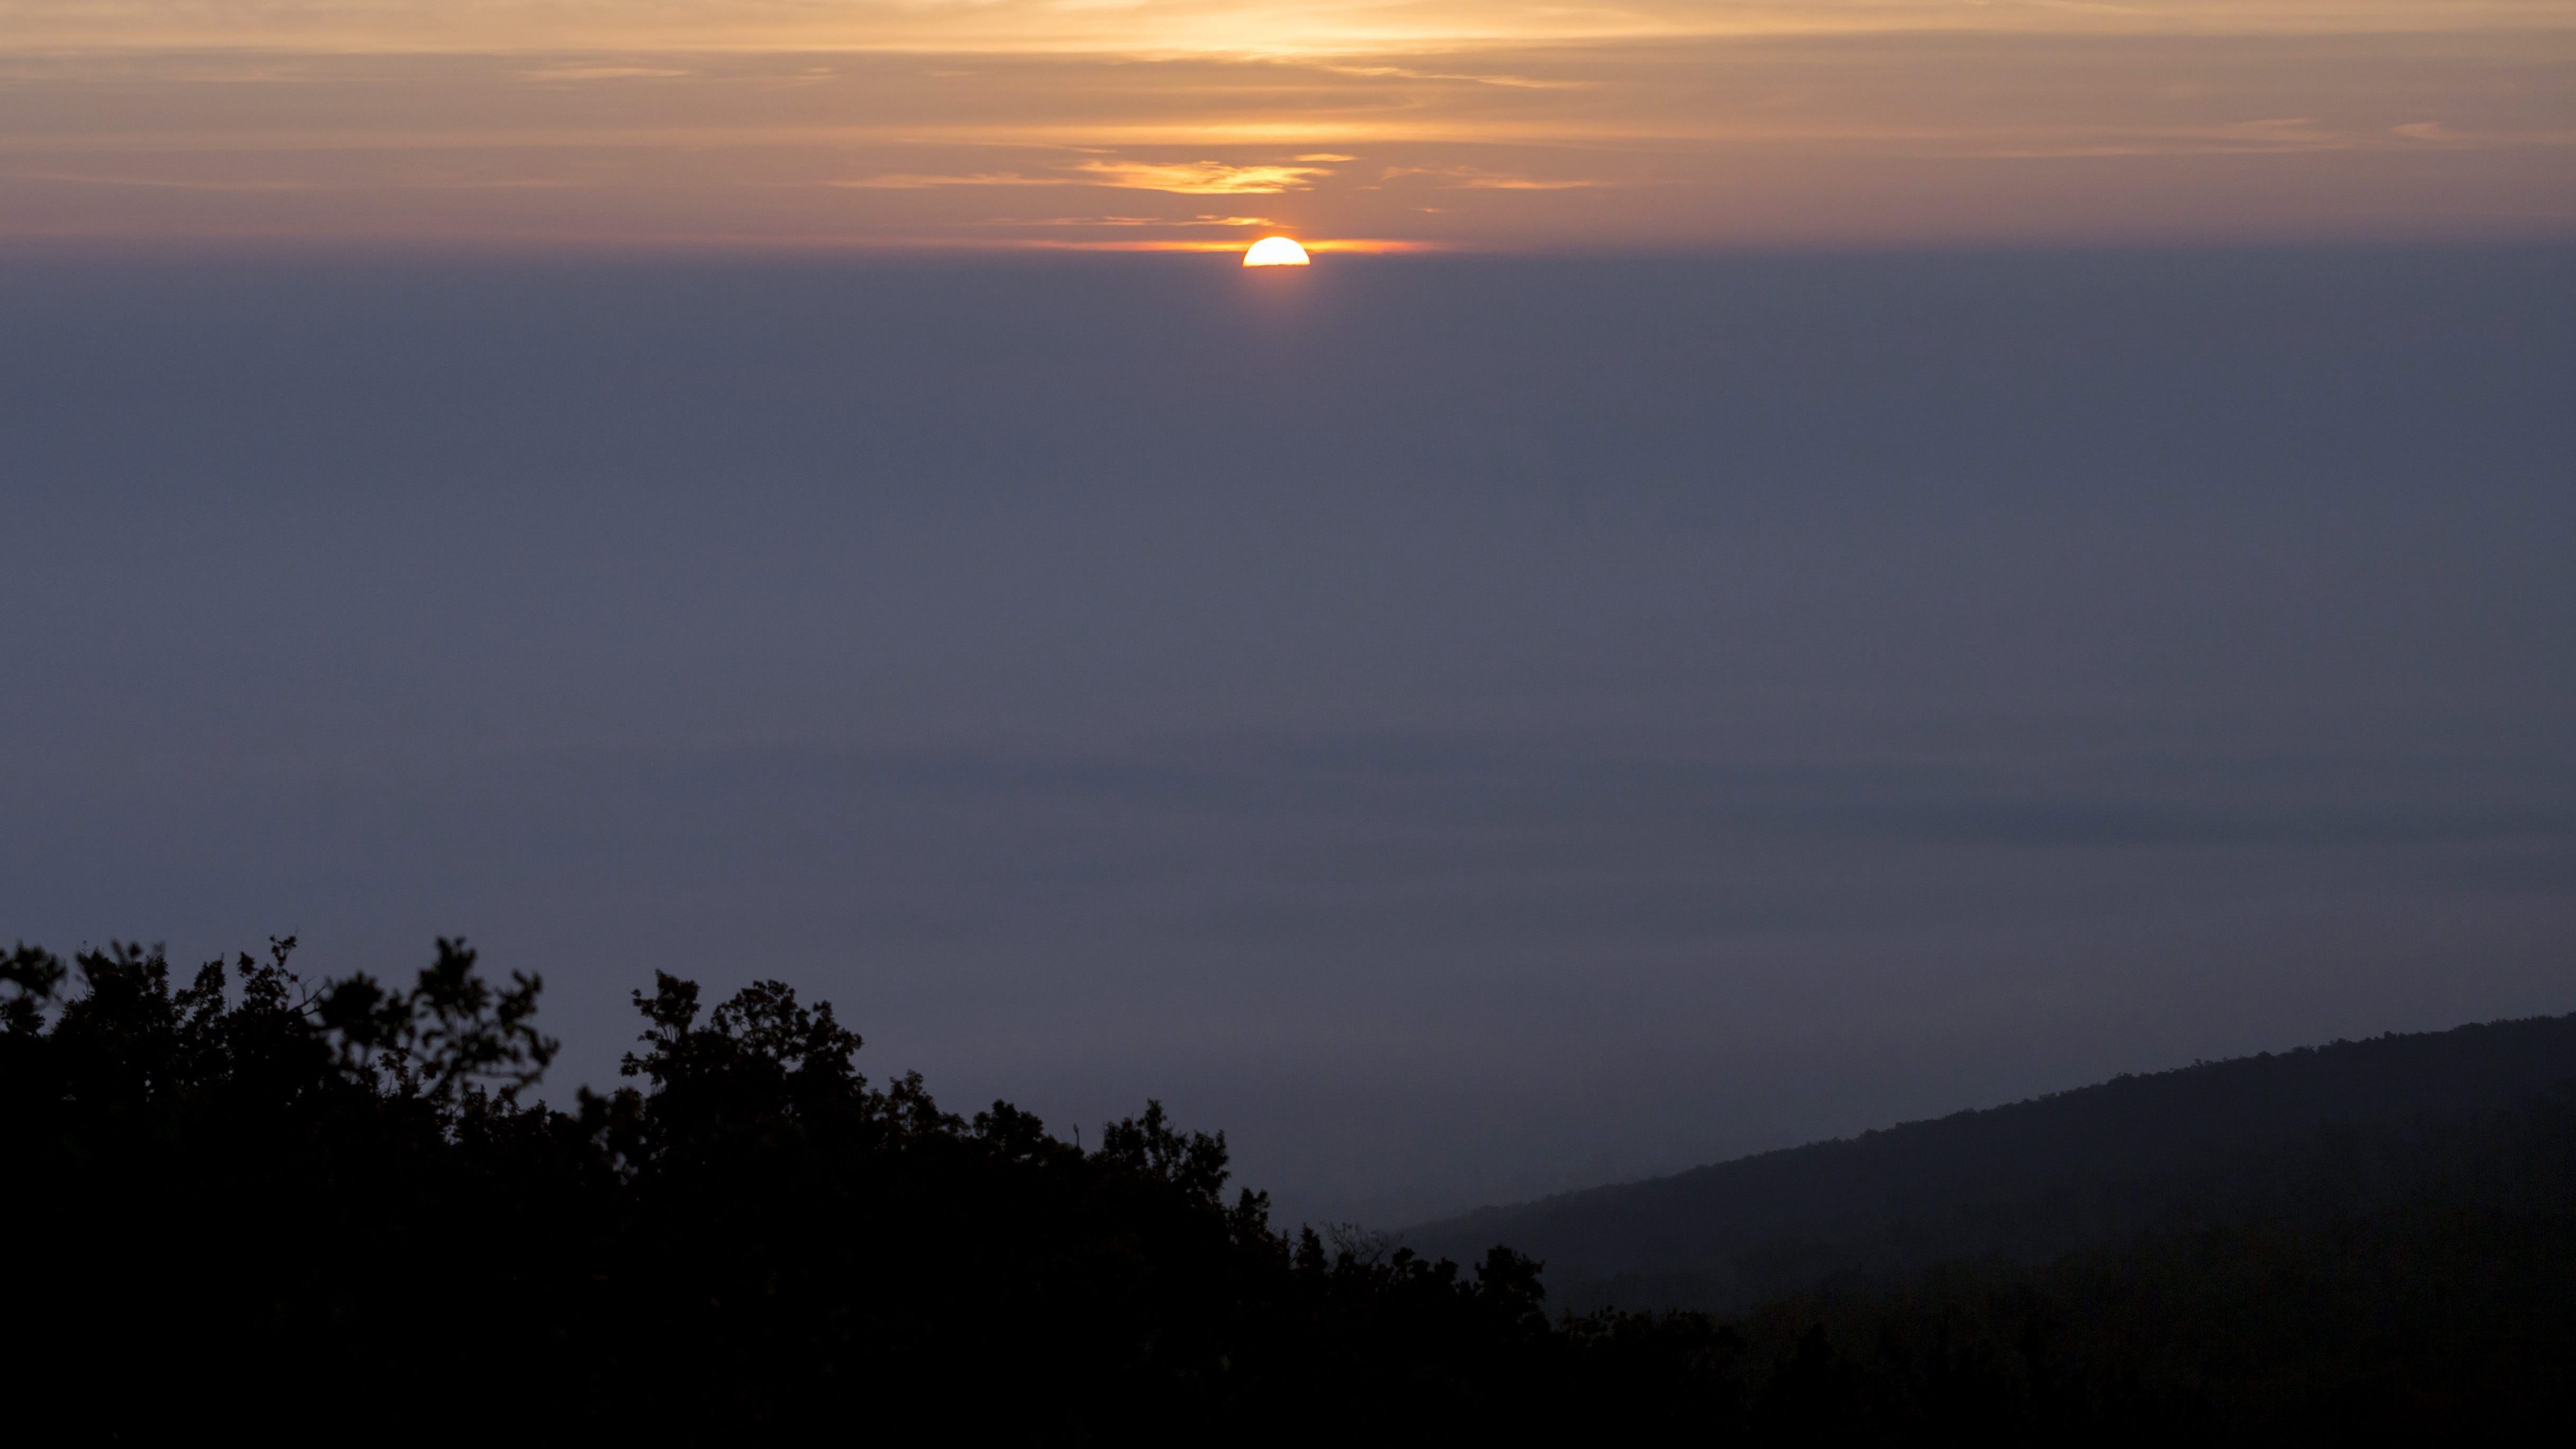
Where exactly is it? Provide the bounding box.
[4,30,2570,252]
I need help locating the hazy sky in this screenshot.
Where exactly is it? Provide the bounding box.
[5,246,2572,1223]
[5,1,2571,251]
[6,2,2574,1224]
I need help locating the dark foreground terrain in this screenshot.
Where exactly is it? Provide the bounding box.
[1411,1011,2576,1312]
[8,939,2576,1439]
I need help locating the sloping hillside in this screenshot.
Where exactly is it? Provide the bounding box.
[1406,1013,2576,1310]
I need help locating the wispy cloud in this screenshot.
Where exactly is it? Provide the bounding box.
[1320,64,1580,90]
[1379,164,1602,190]
[830,159,1333,194]
[5,170,315,192]
[830,171,1074,188]
[20,0,2565,54]
[7,29,2569,250]
[2391,120,2576,149]
[1070,159,1335,192]
[516,65,691,82]
[971,213,1276,227]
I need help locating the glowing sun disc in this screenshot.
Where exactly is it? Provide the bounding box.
[1243,236,1310,267]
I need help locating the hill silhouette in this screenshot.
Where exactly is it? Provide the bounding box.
[1406,1013,2576,1310]
[11,935,2576,1437]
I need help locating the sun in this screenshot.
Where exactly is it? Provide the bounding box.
[1242,236,1311,267]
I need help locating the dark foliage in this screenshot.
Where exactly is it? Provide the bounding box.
[8,938,2576,1441]
[1,940,1553,1441]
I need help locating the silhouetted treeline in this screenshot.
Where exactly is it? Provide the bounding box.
[2,940,1552,1440]
[10,939,2576,1439]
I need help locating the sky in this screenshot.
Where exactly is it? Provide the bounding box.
[4,4,2574,1226]
[5,1,2571,252]
[7,246,2572,1224]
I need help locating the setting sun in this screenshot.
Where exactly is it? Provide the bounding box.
[1243,236,1311,268]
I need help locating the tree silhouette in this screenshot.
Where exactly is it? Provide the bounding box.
[8,936,2576,1439]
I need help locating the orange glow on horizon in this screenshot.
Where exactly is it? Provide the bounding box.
[2,6,2568,254]
[7,1,2569,56]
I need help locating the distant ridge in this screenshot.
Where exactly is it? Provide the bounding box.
[1405,1012,2576,1311]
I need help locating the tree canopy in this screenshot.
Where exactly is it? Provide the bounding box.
[8,937,2575,1439]
[3,939,1557,1439]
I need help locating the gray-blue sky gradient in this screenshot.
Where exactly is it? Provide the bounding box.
[5,247,2571,1222]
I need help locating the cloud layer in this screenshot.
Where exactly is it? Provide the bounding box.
[5,249,2571,1219]
[3,8,2570,249]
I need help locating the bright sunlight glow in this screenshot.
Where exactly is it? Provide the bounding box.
[1243,236,1311,267]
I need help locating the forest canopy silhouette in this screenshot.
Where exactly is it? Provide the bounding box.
[9,937,2576,1439]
